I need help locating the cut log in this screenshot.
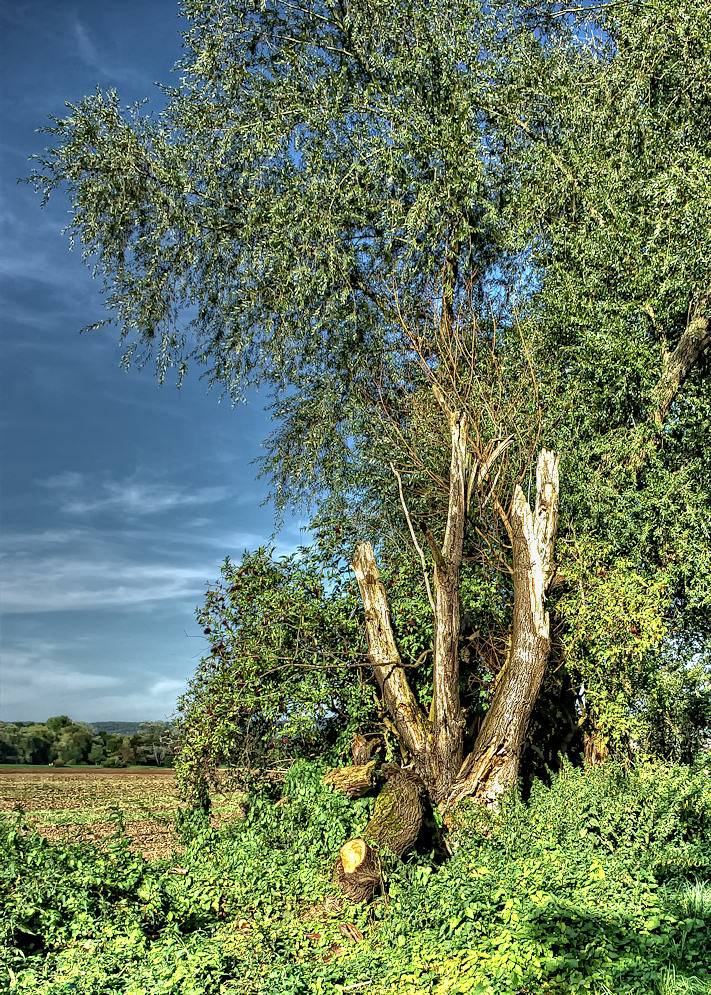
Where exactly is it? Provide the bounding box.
[334,766,427,903]
[334,838,381,903]
[322,758,378,798]
[364,765,426,856]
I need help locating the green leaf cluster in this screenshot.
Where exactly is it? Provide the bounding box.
[3,758,711,994]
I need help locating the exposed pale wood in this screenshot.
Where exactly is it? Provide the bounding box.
[335,837,381,902]
[351,543,430,759]
[340,838,367,874]
[447,449,560,810]
[334,767,426,902]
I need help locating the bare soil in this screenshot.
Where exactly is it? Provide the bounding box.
[0,768,181,860]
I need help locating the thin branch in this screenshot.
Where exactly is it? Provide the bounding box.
[391,461,436,615]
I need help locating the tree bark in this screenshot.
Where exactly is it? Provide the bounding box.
[334,838,382,903]
[425,411,469,799]
[351,733,382,765]
[652,290,711,425]
[323,758,378,798]
[447,449,560,810]
[335,765,426,902]
[351,543,430,759]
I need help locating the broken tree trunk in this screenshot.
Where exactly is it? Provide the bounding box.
[323,758,378,798]
[446,449,560,810]
[351,733,382,766]
[335,765,426,902]
[424,408,469,799]
[351,543,430,760]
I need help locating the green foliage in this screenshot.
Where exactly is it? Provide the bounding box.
[0,717,178,769]
[175,546,375,799]
[519,0,711,751]
[3,758,711,994]
[176,540,518,796]
[28,0,546,517]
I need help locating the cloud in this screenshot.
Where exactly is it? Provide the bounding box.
[40,471,230,517]
[70,16,155,88]
[0,641,187,722]
[73,18,100,70]
[1,468,279,615]
[0,642,122,716]
[0,551,212,613]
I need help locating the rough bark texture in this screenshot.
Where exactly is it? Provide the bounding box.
[363,764,426,854]
[334,765,426,902]
[351,734,383,766]
[425,411,469,799]
[334,839,381,903]
[447,450,560,810]
[351,543,430,758]
[584,732,610,767]
[652,291,711,424]
[322,759,378,798]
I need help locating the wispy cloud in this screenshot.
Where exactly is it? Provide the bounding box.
[0,550,212,613]
[70,16,155,88]
[0,640,186,721]
[40,471,230,517]
[0,640,122,714]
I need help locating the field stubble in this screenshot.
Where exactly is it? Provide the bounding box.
[0,768,243,860]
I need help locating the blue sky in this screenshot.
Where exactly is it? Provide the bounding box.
[0,1,303,722]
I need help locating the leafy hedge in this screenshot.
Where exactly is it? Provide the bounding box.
[2,759,711,994]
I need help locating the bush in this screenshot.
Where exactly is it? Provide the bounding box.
[1,758,711,994]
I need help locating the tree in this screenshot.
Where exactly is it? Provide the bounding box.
[55,722,93,765]
[31,0,711,825]
[137,722,178,766]
[506,0,711,758]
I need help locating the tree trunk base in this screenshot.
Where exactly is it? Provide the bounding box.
[445,745,517,811]
[334,839,381,903]
[334,765,426,902]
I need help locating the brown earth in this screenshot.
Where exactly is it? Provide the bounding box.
[0,768,182,860]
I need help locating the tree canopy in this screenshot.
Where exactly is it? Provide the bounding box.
[31,0,711,797]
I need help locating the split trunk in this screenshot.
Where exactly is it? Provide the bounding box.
[351,449,560,812]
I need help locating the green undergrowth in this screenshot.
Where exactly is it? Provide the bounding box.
[1,759,711,995]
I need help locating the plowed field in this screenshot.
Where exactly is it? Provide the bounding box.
[0,768,181,859]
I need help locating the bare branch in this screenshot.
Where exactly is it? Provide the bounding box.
[390,461,436,615]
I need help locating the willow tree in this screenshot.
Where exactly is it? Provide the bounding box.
[31,0,566,809]
[506,0,711,760]
[30,0,711,818]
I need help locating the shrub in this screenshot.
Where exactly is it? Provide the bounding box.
[2,758,711,994]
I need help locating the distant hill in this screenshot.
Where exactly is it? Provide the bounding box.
[3,720,171,735]
[90,721,145,735]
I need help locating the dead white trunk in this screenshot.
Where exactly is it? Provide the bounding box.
[446,449,560,810]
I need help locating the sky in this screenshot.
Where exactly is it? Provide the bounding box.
[0,0,304,723]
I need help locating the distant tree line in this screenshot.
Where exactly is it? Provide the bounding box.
[0,716,177,768]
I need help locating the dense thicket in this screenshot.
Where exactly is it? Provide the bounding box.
[0,716,177,768]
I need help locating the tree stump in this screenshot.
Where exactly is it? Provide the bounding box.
[334,838,382,902]
[335,765,426,902]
